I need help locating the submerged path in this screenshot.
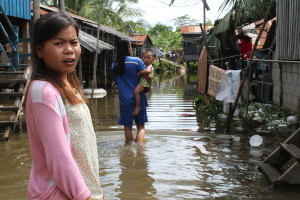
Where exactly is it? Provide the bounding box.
[92,73,300,199]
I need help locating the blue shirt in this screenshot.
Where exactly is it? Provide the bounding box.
[113,56,148,111]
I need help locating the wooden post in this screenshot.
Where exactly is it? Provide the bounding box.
[33,0,40,23]
[91,17,101,99]
[226,0,274,132]
[199,23,211,100]
[245,1,274,116]
[58,0,65,11]
[199,23,212,61]
[79,56,83,88]
[203,3,206,41]
[279,63,283,106]
[104,51,107,88]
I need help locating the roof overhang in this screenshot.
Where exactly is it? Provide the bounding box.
[79,30,114,53]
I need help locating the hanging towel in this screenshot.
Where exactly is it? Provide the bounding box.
[198,47,208,94]
[207,65,225,97]
[216,70,241,103]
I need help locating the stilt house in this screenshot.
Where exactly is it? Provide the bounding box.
[131,34,153,58]
[180,25,213,67]
[0,0,31,139]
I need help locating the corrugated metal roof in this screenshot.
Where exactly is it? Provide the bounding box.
[79,30,114,52]
[39,5,138,43]
[277,0,300,60]
[181,25,213,34]
[0,0,31,20]
[39,5,95,24]
[84,22,139,43]
[36,6,114,52]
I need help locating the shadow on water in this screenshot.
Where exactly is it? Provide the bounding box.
[1,71,300,199]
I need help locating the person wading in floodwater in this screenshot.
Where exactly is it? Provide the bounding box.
[112,39,151,143]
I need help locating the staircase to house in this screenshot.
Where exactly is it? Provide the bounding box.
[0,6,31,141]
[258,127,300,185]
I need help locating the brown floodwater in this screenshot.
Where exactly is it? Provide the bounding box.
[1,72,300,199]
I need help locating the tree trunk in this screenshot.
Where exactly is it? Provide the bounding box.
[58,0,65,11]
[33,0,40,23]
[91,17,101,99]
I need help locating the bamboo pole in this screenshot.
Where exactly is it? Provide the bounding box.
[251,59,300,64]
[91,16,101,99]
[225,0,275,133]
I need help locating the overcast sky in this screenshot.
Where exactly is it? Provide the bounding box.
[131,0,226,28]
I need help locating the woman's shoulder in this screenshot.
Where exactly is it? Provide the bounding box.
[29,80,61,104]
[126,56,142,61]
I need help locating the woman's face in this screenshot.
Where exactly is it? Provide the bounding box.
[36,25,81,78]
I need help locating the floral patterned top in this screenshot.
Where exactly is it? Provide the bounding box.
[65,95,104,200]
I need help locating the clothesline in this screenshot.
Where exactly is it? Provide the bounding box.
[207,48,272,62]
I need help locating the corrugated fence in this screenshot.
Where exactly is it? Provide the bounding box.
[276,0,300,60]
[0,0,31,20]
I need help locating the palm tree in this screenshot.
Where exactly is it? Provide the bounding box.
[118,19,151,35]
[39,0,144,33]
[169,0,275,27]
[62,0,143,28]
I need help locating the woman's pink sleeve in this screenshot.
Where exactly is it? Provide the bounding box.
[31,100,90,200]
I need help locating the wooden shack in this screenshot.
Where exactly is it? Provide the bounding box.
[131,34,153,58]
[180,25,213,66]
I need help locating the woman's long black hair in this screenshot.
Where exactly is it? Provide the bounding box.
[115,39,131,76]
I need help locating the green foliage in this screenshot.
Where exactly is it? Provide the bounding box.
[119,19,151,35]
[41,0,143,28]
[219,0,275,26]
[172,15,198,28]
[205,19,213,26]
[148,24,173,36]
[193,95,222,119]
[241,103,292,123]
[188,61,198,68]
[149,24,183,50]
[152,61,177,71]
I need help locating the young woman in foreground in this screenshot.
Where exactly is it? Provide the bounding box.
[26,12,104,200]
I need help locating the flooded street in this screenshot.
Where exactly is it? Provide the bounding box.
[1,72,300,199]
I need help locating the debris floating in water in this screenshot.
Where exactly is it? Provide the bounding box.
[250,135,263,146]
